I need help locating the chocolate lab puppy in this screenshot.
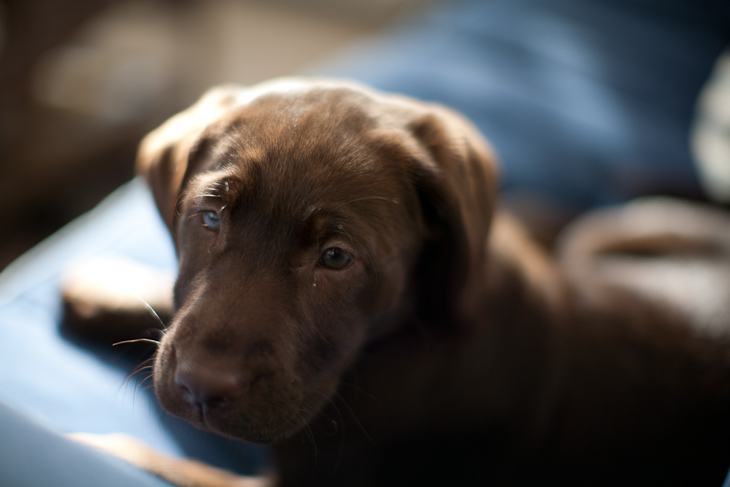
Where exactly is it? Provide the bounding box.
[70,78,730,486]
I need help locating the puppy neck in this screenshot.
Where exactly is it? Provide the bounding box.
[484,212,571,324]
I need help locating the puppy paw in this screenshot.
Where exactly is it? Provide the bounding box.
[70,432,273,487]
[61,257,173,344]
[70,432,161,467]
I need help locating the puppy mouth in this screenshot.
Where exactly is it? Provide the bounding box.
[188,402,312,444]
[152,344,324,444]
[170,389,318,444]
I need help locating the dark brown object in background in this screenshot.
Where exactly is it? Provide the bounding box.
[0,0,145,270]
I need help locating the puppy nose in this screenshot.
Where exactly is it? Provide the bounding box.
[174,357,246,411]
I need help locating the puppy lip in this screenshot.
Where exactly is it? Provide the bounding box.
[183,407,304,444]
[155,351,312,443]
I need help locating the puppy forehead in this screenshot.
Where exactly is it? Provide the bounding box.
[224,151,406,224]
[184,156,410,255]
[209,104,411,196]
[186,82,423,231]
[219,77,359,106]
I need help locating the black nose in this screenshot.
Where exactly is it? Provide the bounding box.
[174,357,246,411]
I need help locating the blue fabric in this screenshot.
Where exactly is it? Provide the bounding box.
[315,0,730,209]
[0,402,173,487]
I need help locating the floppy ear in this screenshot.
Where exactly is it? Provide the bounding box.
[407,105,499,327]
[136,85,248,230]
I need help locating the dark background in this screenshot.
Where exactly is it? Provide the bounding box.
[0,0,427,269]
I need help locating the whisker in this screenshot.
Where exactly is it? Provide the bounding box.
[332,390,376,447]
[133,365,154,376]
[123,359,154,385]
[304,423,318,460]
[113,338,160,347]
[331,196,400,212]
[302,388,352,471]
[137,374,154,389]
[338,382,381,404]
[133,294,168,331]
[150,328,167,340]
[293,404,319,459]
[117,356,158,409]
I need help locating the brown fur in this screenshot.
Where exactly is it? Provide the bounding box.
[84,78,730,486]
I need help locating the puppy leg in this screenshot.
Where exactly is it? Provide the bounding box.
[61,257,173,344]
[70,433,273,487]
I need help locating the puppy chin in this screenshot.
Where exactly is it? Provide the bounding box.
[180,407,307,444]
[154,380,311,443]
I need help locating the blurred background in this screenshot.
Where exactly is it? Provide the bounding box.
[0,0,432,270]
[2,0,729,271]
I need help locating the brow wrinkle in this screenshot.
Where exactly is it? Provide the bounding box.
[188,171,240,211]
[330,196,400,212]
[301,195,399,224]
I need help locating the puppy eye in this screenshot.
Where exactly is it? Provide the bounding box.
[201,210,221,231]
[319,247,352,270]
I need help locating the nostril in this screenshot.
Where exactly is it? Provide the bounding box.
[175,380,195,404]
[202,393,229,410]
[173,359,247,412]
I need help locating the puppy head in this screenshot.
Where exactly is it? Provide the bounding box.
[137,78,496,442]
